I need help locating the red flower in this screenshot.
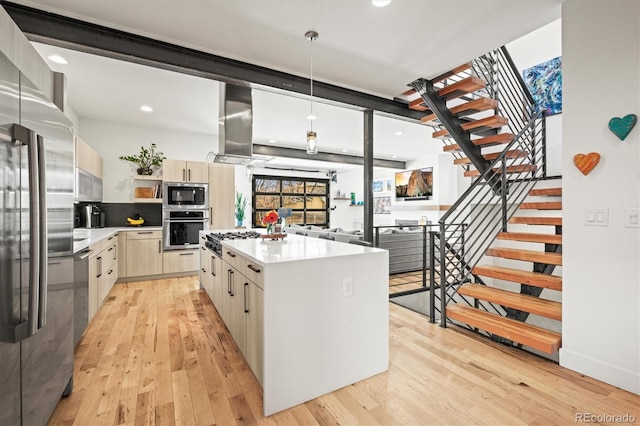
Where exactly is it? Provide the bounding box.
[262,210,279,225]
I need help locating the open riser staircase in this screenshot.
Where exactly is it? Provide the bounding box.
[401,46,565,356]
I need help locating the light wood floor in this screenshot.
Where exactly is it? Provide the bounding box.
[50,276,640,425]
[389,271,427,295]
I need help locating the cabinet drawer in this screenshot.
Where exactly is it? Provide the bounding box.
[244,260,264,289]
[126,230,162,240]
[163,250,199,274]
[222,247,246,271]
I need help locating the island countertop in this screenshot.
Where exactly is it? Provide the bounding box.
[218,232,384,265]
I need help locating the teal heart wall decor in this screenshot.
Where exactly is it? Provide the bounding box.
[608,114,637,141]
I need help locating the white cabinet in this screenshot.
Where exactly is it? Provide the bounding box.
[209,163,235,229]
[162,159,208,183]
[125,230,163,277]
[75,136,102,178]
[245,280,263,385]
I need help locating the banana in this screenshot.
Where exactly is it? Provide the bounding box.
[127,217,144,225]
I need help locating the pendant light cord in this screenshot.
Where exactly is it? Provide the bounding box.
[310,35,314,132]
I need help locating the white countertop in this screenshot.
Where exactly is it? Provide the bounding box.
[74,226,162,253]
[220,232,384,265]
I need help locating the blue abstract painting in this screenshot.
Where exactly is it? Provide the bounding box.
[523,56,562,116]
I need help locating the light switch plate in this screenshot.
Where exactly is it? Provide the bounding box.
[584,209,609,226]
[625,208,640,228]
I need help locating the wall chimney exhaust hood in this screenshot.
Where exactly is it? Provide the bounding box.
[215,83,254,164]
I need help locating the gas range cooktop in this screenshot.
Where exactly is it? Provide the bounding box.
[208,231,261,241]
[205,231,261,255]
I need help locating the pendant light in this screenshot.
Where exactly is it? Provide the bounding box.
[305,30,318,154]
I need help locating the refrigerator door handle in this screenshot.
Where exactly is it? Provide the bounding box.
[13,124,40,337]
[37,135,48,329]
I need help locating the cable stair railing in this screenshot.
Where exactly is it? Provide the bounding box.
[429,109,545,318]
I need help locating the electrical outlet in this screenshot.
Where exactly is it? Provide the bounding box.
[343,277,354,297]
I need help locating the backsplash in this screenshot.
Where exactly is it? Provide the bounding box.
[75,203,162,227]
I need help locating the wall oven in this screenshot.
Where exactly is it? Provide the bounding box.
[163,210,209,250]
[163,182,209,209]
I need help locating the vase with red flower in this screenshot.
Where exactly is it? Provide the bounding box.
[262,209,279,235]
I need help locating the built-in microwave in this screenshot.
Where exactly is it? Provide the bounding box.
[162,182,209,209]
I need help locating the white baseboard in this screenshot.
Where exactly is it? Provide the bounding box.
[560,348,640,395]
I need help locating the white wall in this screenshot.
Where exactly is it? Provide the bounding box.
[79,118,216,202]
[507,19,563,177]
[560,0,639,395]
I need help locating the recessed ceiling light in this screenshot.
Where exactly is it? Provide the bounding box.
[392,155,398,159]
[140,105,153,112]
[47,55,68,65]
[372,0,392,7]
[394,131,403,136]
[269,139,276,144]
[307,114,317,121]
[341,149,349,153]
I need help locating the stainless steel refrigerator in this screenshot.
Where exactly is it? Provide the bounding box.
[0,45,75,424]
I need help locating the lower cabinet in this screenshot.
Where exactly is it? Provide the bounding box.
[163,249,198,274]
[245,280,264,385]
[88,233,119,321]
[125,230,163,277]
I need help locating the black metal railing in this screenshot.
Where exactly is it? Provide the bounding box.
[433,111,546,327]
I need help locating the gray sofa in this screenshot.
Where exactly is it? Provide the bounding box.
[284,223,429,274]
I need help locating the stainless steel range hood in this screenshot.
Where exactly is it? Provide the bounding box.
[215,83,254,164]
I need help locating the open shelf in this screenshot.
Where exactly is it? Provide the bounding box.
[132,175,162,180]
[134,198,162,203]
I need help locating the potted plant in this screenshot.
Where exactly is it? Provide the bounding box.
[235,191,247,227]
[119,143,166,175]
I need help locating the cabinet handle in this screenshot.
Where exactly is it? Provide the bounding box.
[227,269,232,295]
[137,231,153,235]
[96,256,102,278]
[108,236,113,241]
[114,246,117,261]
[183,168,186,181]
[179,252,194,256]
[108,247,113,252]
[158,240,161,253]
[229,270,234,296]
[210,207,213,224]
[226,251,236,258]
[247,264,261,273]
[210,256,215,277]
[108,269,113,275]
[201,268,206,273]
[244,282,249,313]
[188,169,191,181]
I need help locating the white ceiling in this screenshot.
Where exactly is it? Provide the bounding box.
[17,0,562,171]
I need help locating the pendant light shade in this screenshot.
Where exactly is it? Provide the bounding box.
[306,131,317,154]
[305,30,319,154]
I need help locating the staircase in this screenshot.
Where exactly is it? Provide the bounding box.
[401,47,564,355]
[448,186,562,354]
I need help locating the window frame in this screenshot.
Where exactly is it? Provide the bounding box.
[252,175,330,228]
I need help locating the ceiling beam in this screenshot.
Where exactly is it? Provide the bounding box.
[253,144,406,169]
[1,1,424,122]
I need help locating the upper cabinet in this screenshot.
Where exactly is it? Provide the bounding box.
[74,136,103,178]
[162,159,208,183]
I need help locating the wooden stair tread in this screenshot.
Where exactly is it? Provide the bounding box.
[497,232,562,245]
[453,149,528,165]
[485,247,562,266]
[433,115,508,139]
[421,97,497,124]
[520,202,562,210]
[464,164,536,178]
[443,133,515,152]
[458,284,562,320]
[510,216,562,226]
[447,305,562,353]
[529,187,562,196]
[437,76,486,100]
[472,265,562,290]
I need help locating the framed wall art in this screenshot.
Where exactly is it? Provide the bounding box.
[523,56,562,116]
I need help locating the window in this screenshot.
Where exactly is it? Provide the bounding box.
[252,175,329,228]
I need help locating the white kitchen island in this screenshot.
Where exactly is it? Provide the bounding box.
[199,232,389,416]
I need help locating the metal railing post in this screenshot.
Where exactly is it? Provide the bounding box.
[439,223,447,328]
[429,231,436,322]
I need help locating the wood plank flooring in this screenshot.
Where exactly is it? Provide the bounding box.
[50,276,640,425]
[388,271,426,295]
